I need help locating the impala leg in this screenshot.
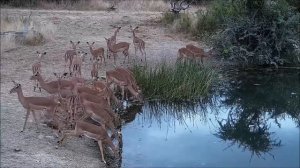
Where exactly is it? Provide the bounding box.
[139,48,143,62]
[31,110,39,132]
[121,86,125,101]
[144,49,147,62]
[113,54,116,65]
[21,109,31,132]
[98,140,106,164]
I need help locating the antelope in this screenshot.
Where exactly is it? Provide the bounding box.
[91,81,120,106]
[91,60,100,81]
[104,37,130,64]
[80,99,121,141]
[30,73,75,98]
[87,42,105,65]
[186,44,212,63]
[107,26,121,58]
[32,51,46,92]
[9,81,61,132]
[130,25,146,62]
[177,47,195,63]
[78,92,119,121]
[75,85,101,96]
[71,51,87,77]
[58,121,119,164]
[106,69,143,102]
[64,41,80,73]
[115,67,140,92]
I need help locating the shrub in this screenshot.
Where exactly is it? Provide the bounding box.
[212,0,300,67]
[132,62,216,101]
[162,0,300,67]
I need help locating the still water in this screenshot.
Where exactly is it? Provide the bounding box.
[121,70,300,167]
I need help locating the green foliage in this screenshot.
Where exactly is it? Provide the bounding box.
[213,0,300,67]
[162,12,192,33]
[161,12,177,25]
[162,0,300,67]
[132,62,216,101]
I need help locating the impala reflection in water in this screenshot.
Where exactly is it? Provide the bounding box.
[120,70,299,167]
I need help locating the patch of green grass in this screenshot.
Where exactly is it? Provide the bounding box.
[161,12,177,25]
[132,62,216,101]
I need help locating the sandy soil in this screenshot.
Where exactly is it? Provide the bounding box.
[0,8,204,168]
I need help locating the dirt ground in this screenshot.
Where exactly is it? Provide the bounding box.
[0,8,205,168]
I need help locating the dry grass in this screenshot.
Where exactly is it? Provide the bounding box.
[117,0,169,12]
[37,0,111,11]
[2,0,168,11]
[1,12,56,52]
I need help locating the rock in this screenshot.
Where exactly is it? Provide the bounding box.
[38,134,44,139]
[14,148,21,152]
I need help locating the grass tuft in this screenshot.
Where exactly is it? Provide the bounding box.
[132,62,216,101]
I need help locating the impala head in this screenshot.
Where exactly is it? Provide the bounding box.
[9,80,21,94]
[130,25,139,32]
[53,72,69,79]
[104,37,111,46]
[115,26,121,33]
[30,72,41,80]
[86,42,95,48]
[111,25,121,31]
[77,51,87,62]
[36,51,47,59]
[70,41,80,50]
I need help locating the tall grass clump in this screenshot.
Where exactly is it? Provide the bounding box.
[132,62,216,101]
[161,12,194,34]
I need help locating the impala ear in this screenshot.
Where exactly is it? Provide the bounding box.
[12,80,17,85]
[77,41,80,44]
[43,52,47,55]
[92,42,95,45]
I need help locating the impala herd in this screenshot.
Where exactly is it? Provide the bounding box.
[9,25,211,164]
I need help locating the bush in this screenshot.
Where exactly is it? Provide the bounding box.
[132,62,216,101]
[212,0,300,67]
[162,0,300,67]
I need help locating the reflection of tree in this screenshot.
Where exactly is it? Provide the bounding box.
[215,70,299,159]
[215,109,282,159]
[221,70,300,127]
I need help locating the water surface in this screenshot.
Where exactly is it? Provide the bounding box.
[121,70,300,167]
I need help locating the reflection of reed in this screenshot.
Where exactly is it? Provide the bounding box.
[130,96,219,131]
